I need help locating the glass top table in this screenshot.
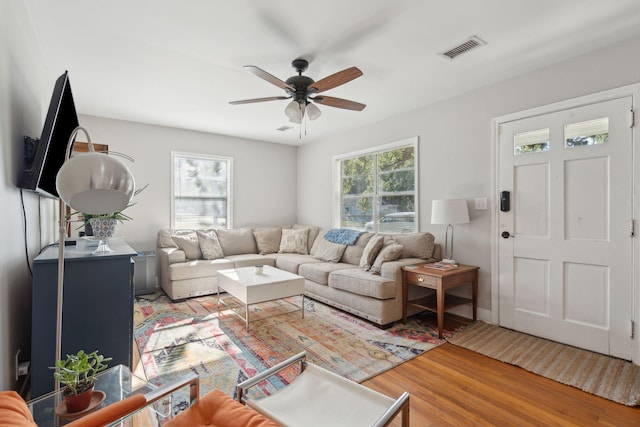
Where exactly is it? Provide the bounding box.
[28,364,156,426]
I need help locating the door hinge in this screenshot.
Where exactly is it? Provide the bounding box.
[629,109,635,128]
[630,320,635,339]
[628,219,635,237]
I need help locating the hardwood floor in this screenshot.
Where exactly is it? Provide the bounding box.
[133,313,640,426]
[362,315,640,426]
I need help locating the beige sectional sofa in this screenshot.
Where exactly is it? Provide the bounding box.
[157,224,440,326]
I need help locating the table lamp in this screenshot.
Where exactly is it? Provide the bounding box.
[53,126,135,391]
[431,199,469,264]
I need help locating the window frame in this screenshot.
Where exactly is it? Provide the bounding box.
[332,137,419,232]
[170,151,234,230]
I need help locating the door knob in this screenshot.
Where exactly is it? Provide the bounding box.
[501,231,512,239]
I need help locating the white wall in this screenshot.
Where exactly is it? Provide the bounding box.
[0,1,58,390]
[297,36,640,322]
[77,115,299,251]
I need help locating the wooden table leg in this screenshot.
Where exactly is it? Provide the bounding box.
[436,283,444,338]
[472,271,478,321]
[402,271,408,324]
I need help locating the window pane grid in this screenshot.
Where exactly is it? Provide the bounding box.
[339,144,417,233]
[173,153,231,230]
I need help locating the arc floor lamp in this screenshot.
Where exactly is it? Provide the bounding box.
[54,126,136,390]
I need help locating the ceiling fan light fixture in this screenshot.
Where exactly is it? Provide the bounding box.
[285,100,302,123]
[306,102,321,121]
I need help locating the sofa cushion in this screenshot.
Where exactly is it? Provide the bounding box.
[340,232,373,265]
[329,269,397,300]
[299,262,354,285]
[293,224,320,253]
[275,254,321,274]
[171,232,202,260]
[216,228,258,256]
[253,228,282,254]
[196,229,224,260]
[158,229,185,248]
[168,259,234,281]
[309,228,328,256]
[279,228,309,254]
[392,232,435,259]
[312,238,347,263]
[370,243,404,275]
[359,235,385,271]
[164,389,280,427]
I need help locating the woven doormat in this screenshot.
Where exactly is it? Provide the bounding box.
[448,321,640,406]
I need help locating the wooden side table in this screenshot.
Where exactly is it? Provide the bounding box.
[402,263,479,338]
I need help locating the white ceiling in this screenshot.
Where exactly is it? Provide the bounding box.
[24,0,640,145]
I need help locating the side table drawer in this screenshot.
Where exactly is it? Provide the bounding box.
[405,271,438,286]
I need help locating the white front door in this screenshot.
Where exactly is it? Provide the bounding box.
[498,96,634,359]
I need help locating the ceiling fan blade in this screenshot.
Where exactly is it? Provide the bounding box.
[312,96,366,111]
[229,96,290,105]
[244,65,295,92]
[307,67,363,94]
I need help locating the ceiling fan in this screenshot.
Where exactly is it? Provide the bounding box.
[230,59,366,124]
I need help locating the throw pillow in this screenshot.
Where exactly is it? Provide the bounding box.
[293,224,320,253]
[313,238,347,263]
[370,243,404,275]
[215,228,258,256]
[279,228,309,254]
[196,229,225,260]
[359,234,385,271]
[171,232,202,259]
[393,232,436,259]
[253,228,282,254]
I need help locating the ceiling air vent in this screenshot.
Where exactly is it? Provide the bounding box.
[439,35,486,60]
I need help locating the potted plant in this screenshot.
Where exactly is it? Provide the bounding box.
[50,350,112,413]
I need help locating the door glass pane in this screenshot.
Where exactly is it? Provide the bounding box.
[514,128,550,155]
[564,117,609,148]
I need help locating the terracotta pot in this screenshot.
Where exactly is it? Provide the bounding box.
[64,386,94,413]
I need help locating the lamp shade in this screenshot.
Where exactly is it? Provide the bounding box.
[56,152,135,215]
[306,102,321,121]
[285,100,302,123]
[431,199,469,225]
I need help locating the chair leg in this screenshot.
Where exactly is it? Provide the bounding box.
[402,397,410,427]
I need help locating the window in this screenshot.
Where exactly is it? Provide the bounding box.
[336,138,418,233]
[171,152,232,229]
[564,117,608,148]
[514,128,550,155]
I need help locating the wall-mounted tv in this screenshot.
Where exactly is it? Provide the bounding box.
[18,71,79,199]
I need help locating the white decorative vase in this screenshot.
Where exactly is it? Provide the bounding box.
[89,218,118,238]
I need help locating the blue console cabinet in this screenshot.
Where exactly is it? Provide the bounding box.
[30,238,137,398]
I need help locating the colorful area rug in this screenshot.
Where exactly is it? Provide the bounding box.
[449,321,640,406]
[134,291,449,409]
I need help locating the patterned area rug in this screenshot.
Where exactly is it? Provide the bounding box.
[134,291,448,410]
[449,321,640,406]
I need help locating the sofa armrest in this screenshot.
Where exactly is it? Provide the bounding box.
[379,258,426,280]
[157,247,187,291]
[158,247,186,264]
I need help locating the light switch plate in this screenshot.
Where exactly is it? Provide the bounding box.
[475,197,488,210]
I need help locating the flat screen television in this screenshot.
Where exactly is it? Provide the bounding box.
[18,71,79,199]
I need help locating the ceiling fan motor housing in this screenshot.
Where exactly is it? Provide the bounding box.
[285,75,314,104]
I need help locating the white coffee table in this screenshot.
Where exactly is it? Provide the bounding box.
[217,265,305,330]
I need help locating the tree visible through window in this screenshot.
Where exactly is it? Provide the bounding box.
[338,141,417,233]
[172,152,232,229]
